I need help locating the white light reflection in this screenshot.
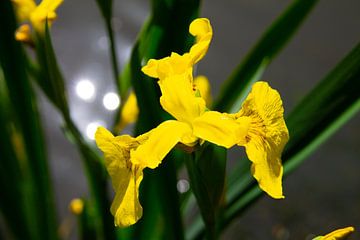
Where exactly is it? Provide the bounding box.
[103,92,120,111]
[75,79,95,101]
[86,121,105,140]
[177,179,190,193]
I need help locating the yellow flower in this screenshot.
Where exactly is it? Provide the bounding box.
[313,226,355,240]
[116,91,139,132]
[95,122,192,227]
[194,75,212,106]
[12,0,63,33]
[15,23,32,43]
[193,82,289,198]
[69,198,84,215]
[142,18,289,199]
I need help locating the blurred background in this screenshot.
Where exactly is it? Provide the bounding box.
[4,0,358,239]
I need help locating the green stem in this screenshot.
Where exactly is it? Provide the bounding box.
[105,18,121,98]
[185,153,219,240]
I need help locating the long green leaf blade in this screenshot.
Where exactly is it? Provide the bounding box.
[94,0,122,100]
[213,0,319,113]
[34,23,118,240]
[0,2,58,239]
[0,67,34,240]
[185,143,226,239]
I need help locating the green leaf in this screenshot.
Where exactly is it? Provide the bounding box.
[0,67,34,240]
[283,43,360,173]
[185,143,226,240]
[0,3,58,240]
[34,23,118,240]
[94,0,121,102]
[75,199,98,240]
[94,0,112,21]
[213,0,319,113]
[34,23,69,114]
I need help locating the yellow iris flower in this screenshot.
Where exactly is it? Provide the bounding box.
[141,18,214,149]
[313,226,355,240]
[95,120,193,227]
[12,0,63,40]
[142,18,289,199]
[193,82,289,198]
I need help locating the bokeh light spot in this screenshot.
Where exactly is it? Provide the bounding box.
[75,79,95,101]
[103,92,120,111]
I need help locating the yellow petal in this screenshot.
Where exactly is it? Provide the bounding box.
[141,59,160,78]
[192,111,250,148]
[189,18,213,64]
[11,0,36,22]
[95,127,144,227]
[237,81,289,199]
[111,167,143,227]
[142,53,193,80]
[245,136,285,199]
[142,18,213,80]
[36,0,63,12]
[95,127,136,184]
[194,75,212,106]
[321,226,355,240]
[131,120,193,169]
[159,73,206,123]
[117,91,139,132]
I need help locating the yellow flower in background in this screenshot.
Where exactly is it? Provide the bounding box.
[15,23,32,43]
[116,91,139,132]
[69,198,84,215]
[12,0,63,35]
[313,226,355,240]
[193,82,289,198]
[194,75,212,106]
[95,121,193,227]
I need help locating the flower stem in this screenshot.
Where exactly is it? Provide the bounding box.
[105,18,122,98]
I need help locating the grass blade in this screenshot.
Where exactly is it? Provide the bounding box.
[94,0,122,99]
[213,0,319,113]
